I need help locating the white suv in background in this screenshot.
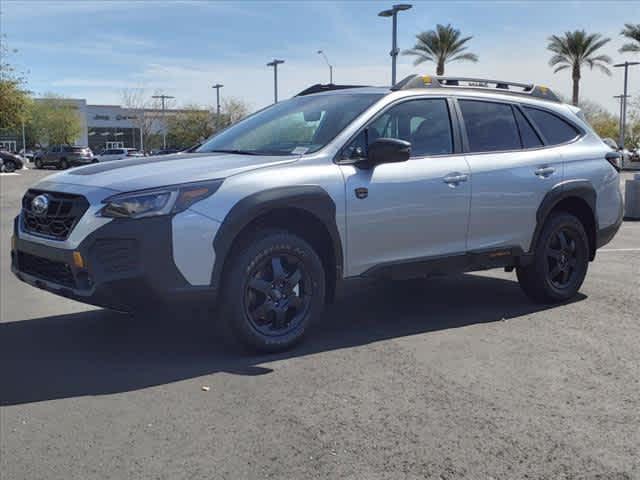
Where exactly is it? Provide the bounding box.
[12,75,624,352]
[96,148,143,162]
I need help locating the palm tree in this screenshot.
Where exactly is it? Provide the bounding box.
[547,30,612,106]
[620,23,640,54]
[402,24,478,76]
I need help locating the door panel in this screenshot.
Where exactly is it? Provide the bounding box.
[341,156,471,276]
[464,148,564,252]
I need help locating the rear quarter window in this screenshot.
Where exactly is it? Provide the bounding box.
[523,107,580,145]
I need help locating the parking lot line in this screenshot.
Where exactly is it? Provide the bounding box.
[598,248,640,252]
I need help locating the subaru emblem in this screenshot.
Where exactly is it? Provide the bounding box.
[31,194,49,215]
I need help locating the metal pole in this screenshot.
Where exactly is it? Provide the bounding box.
[317,50,333,84]
[152,94,175,150]
[330,65,333,84]
[21,119,26,152]
[614,61,639,150]
[622,63,629,149]
[391,11,398,86]
[212,84,223,128]
[267,60,284,104]
[379,5,412,87]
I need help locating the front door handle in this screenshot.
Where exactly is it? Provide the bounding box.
[443,173,469,185]
[535,166,555,178]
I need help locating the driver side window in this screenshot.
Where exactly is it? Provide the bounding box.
[343,98,453,160]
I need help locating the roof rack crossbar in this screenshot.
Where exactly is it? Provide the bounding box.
[295,84,370,96]
[391,74,561,103]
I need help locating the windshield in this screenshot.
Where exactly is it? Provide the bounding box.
[197,93,383,156]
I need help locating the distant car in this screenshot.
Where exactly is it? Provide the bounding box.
[34,145,94,169]
[19,149,35,162]
[96,148,144,162]
[152,148,181,155]
[0,150,25,172]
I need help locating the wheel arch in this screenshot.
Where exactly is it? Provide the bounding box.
[531,180,598,260]
[211,186,343,303]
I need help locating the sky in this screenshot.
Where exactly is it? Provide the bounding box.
[1,0,639,114]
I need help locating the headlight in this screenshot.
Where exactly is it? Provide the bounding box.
[99,179,223,219]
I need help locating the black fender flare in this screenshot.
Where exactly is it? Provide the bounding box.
[529,180,597,256]
[211,185,343,288]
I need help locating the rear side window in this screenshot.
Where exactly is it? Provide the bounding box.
[522,107,580,145]
[514,108,543,148]
[459,100,520,152]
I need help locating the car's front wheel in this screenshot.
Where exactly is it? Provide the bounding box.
[517,212,589,304]
[34,158,43,169]
[2,160,16,173]
[222,230,326,352]
[58,158,69,170]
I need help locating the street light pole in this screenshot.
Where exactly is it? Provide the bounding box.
[317,50,333,84]
[378,4,412,86]
[152,94,175,150]
[21,119,26,153]
[267,59,285,103]
[613,61,640,149]
[212,83,223,127]
[614,94,631,149]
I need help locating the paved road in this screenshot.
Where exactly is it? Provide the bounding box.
[2,169,639,479]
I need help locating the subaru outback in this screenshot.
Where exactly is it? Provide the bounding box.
[12,75,624,352]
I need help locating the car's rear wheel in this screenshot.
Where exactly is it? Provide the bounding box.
[3,160,16,173]
[58,158,69,170]
[222,230,326,352]
[517,212,589,304]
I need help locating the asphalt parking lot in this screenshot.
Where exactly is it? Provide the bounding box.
[1,168,639,479]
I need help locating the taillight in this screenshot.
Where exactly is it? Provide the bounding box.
[605,151,621,172]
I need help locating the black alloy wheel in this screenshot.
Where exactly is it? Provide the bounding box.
[243,253,311,337]
[223,230,326,352]
[517,212,589,304]
[545,227,580,290]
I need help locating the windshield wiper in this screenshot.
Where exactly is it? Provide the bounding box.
[207,149,262,155]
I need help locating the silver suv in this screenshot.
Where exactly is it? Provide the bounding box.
[12,75,623,352]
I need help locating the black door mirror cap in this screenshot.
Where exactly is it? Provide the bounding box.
[367,138,411,167]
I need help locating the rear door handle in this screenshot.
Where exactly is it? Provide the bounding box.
[443,173,469,185]
[535,167,555,178]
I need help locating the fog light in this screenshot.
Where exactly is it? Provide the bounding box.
[72,251,85,269]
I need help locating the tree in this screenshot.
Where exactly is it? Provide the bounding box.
[220,97,250,127]
[121,88,162,152]
[547,30,612,106]
[166,106,215,149]
[402,24,478,76]
[620,23,640,54]
[0,35,30,132]
[30,94,82,145]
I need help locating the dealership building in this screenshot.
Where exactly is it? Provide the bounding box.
[0,98,186,153]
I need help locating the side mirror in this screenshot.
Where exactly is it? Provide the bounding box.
[367,138,411,167]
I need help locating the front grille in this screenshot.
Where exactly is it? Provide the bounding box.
[21,190,89,240]
[17,251,75,288]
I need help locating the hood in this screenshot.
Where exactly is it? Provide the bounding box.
[38,153,298,192]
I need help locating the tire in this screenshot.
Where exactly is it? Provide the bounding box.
[58,158,69,170]
[221,230,326,353]
[34,158,43,169]
[3,160,16,173]
[517,212,589,304]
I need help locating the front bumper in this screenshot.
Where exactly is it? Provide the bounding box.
[12,215,217,312]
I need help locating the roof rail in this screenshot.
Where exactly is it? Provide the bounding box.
[391,74,562,103]
[296,83,370,96]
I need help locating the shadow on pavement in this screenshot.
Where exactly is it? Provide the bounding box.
[0,273,585,406]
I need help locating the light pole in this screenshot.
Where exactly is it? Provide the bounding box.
[613,61,640,149]
[317,50,333,84]
[614,94,632,149]
[152,94,175,149]
[212,83,223,127]
[267,59,285,103]
[21,119,26,153]
[378,4,412,86]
